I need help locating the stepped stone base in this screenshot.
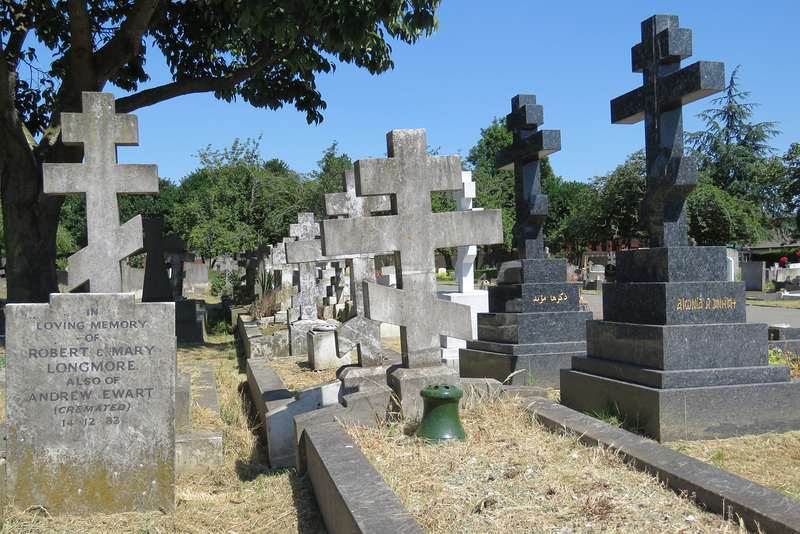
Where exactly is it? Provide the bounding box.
[560,369,800,441]
[459,347,580,388]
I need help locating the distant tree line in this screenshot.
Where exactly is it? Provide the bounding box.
[23,67,800,272]
[465,67,800,261]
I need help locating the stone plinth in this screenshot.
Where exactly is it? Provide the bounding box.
[561,247,800,441]
[5,293,176,514]
[460,258,591,388]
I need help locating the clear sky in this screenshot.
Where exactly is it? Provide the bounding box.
[114,1,800,185]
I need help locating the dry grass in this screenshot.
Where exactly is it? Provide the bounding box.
[0,332,797,532]
[1,333,326,533]
[346,397,755,533]
[747,299,800,309]
[666,431,800,501]
[260,355,338,392]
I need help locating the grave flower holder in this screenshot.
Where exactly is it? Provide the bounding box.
[414,384,466,442]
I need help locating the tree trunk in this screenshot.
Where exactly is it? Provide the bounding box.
[3,161,64,303]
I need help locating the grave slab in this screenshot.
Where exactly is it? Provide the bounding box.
[246,357,342,468]
[5,293,176,514]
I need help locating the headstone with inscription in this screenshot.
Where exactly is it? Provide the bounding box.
[321,129,503,417]
[5,92,176,514]
[560,15,800,441]
[459,95,591,388]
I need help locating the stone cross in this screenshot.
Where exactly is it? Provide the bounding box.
[321,129,503,368]
[141,218,173,302]
[611,14,724,248]
[43,92,159,292]
[325,168,391,366]
[495,94,560,259]
[289,213,325,320]
[272,238,296,312]
[453,171,481,293]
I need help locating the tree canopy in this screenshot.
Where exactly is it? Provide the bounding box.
[0,0,442,302]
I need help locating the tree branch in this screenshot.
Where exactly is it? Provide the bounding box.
[66,0,94,87]
[3,0,36,70]
[92,0,162,84]
[115,46,292,113]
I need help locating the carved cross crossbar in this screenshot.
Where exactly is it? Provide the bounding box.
[321,129,503,368]
[495,95,561,259]
[611,15,724,248]
[44,92,159,292]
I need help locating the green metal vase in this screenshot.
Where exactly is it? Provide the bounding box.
[414,383,466,443]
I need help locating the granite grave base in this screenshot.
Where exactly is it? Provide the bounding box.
[560,368,800,442]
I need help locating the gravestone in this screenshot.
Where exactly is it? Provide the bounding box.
[459,95,591,388]
[321,129,503,417]
[272,239,297,317]
[44,92,157,293]
[438,172,490,369]
[164,234,195,299]
[284,213,330,355]
[6,92,176,514]
[142,218,174,302]
[560,15,800,441]
[142,220,205,343]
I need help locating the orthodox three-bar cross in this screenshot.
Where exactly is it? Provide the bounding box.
[321,129,503,368]
[44,92,159,292]
[611,14,724,248]
[495,95,561,259]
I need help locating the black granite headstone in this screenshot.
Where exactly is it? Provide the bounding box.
[459,96,591,388]
[560,15,800,442]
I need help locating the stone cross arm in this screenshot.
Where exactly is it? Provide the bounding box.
[429,210,504,250]
[285,238,373,264]
[611,61,725,124]
[354,154,462,197]
[321,209,503,257]
[496,129,561,171]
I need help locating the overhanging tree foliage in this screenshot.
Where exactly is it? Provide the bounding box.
[0,0,442,302]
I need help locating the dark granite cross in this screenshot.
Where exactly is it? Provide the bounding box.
[44,92,159,292]
[496,95,561,259]
[611,14,724,248]
[141,218,173,302]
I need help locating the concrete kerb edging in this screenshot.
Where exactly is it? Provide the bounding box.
[300,422,424,534]
[525,397,800,534]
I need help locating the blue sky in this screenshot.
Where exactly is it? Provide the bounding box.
[114,1,800,185]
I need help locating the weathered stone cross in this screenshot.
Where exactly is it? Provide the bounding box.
[611,14,724,248]
[325,169,390,366]
[285,174,390,365]
[321,129,503,368]
[44,92,159,292]
[288,212,324,321]
[496,95,561,259]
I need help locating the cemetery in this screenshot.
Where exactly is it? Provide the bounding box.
[1,11,800,534]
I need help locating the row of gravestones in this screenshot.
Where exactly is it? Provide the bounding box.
[4,13,800,520]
